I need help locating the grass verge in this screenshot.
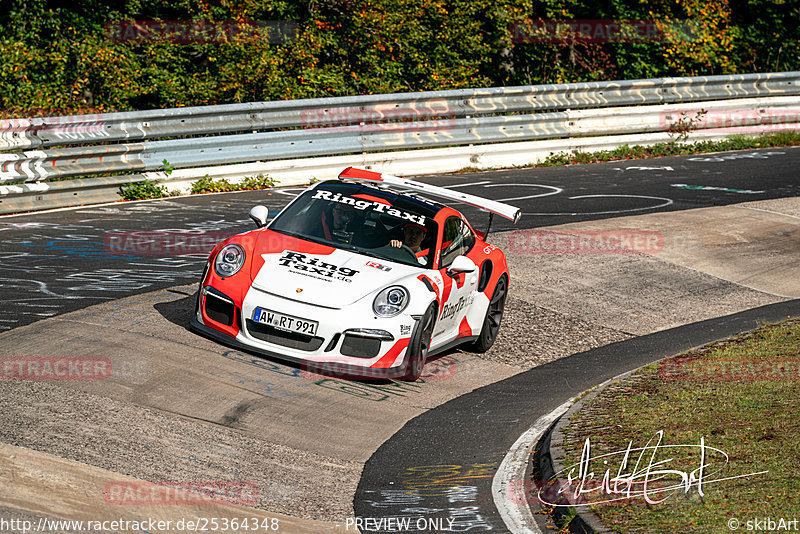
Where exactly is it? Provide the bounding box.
[557,317,800,533]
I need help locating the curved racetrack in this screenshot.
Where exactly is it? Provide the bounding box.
[1,147,799,532]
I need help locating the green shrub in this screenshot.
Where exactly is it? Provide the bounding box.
[190,175,236,193]
[240,174,276,190]
[120,179,170,200]
[190,173,275,194]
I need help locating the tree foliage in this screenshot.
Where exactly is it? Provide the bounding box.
[1,0,797,117]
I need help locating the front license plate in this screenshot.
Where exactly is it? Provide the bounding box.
[253,308,318,336]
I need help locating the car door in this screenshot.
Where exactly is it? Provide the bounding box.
[432,216,479,345]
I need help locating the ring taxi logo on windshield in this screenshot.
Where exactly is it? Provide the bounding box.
[311,190,427,225]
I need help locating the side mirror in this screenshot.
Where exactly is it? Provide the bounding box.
[249,205,270,228]
[447,255,477,276]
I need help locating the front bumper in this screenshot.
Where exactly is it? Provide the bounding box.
[193,285,416,379]
[190,317,408,379]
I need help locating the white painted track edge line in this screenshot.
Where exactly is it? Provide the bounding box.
[735,205,800,220]
[492,399,572,534]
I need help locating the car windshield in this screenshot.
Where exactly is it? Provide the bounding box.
[269,182,439,269]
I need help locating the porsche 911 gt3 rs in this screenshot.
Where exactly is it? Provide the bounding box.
[190,167,521,380]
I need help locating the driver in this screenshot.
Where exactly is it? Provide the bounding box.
[390,222,429,265]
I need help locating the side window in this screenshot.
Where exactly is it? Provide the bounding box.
[439,217,476,268]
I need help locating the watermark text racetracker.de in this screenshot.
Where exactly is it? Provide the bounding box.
[660,357,800,382]
[300,104,457,131]
[662,108,800,136]
[1,357,111,381]
[299,355,458,382]
[103,231,300,256]
[104,230,231,256]
[510,230,663,255]
[103,481,258,506]
[509,19,697,43]
[105,20,297,44]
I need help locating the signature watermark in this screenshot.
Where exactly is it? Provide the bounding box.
[539,430,767,507]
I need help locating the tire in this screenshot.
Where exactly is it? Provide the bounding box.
[470,275,507,353]
[402,303,436,381]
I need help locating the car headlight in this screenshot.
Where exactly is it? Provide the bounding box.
[373,286,409,317]
[214,244,245,277]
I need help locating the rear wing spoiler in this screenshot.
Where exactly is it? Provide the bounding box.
[337,167,522,223]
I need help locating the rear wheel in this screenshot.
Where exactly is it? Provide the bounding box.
[470,275,507,353]
[402,303,436,381]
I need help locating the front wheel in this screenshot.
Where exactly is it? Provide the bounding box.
[402,303,436,381]
[470,275,507,353]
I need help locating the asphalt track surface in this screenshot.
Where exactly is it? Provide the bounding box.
[1,146,799,333]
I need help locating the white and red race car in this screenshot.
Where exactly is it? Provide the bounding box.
[191,167,521,380]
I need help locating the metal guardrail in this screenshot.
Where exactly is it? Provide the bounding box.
[3,95,800,183]
[2,71,799,153]
[1,71,800,213]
